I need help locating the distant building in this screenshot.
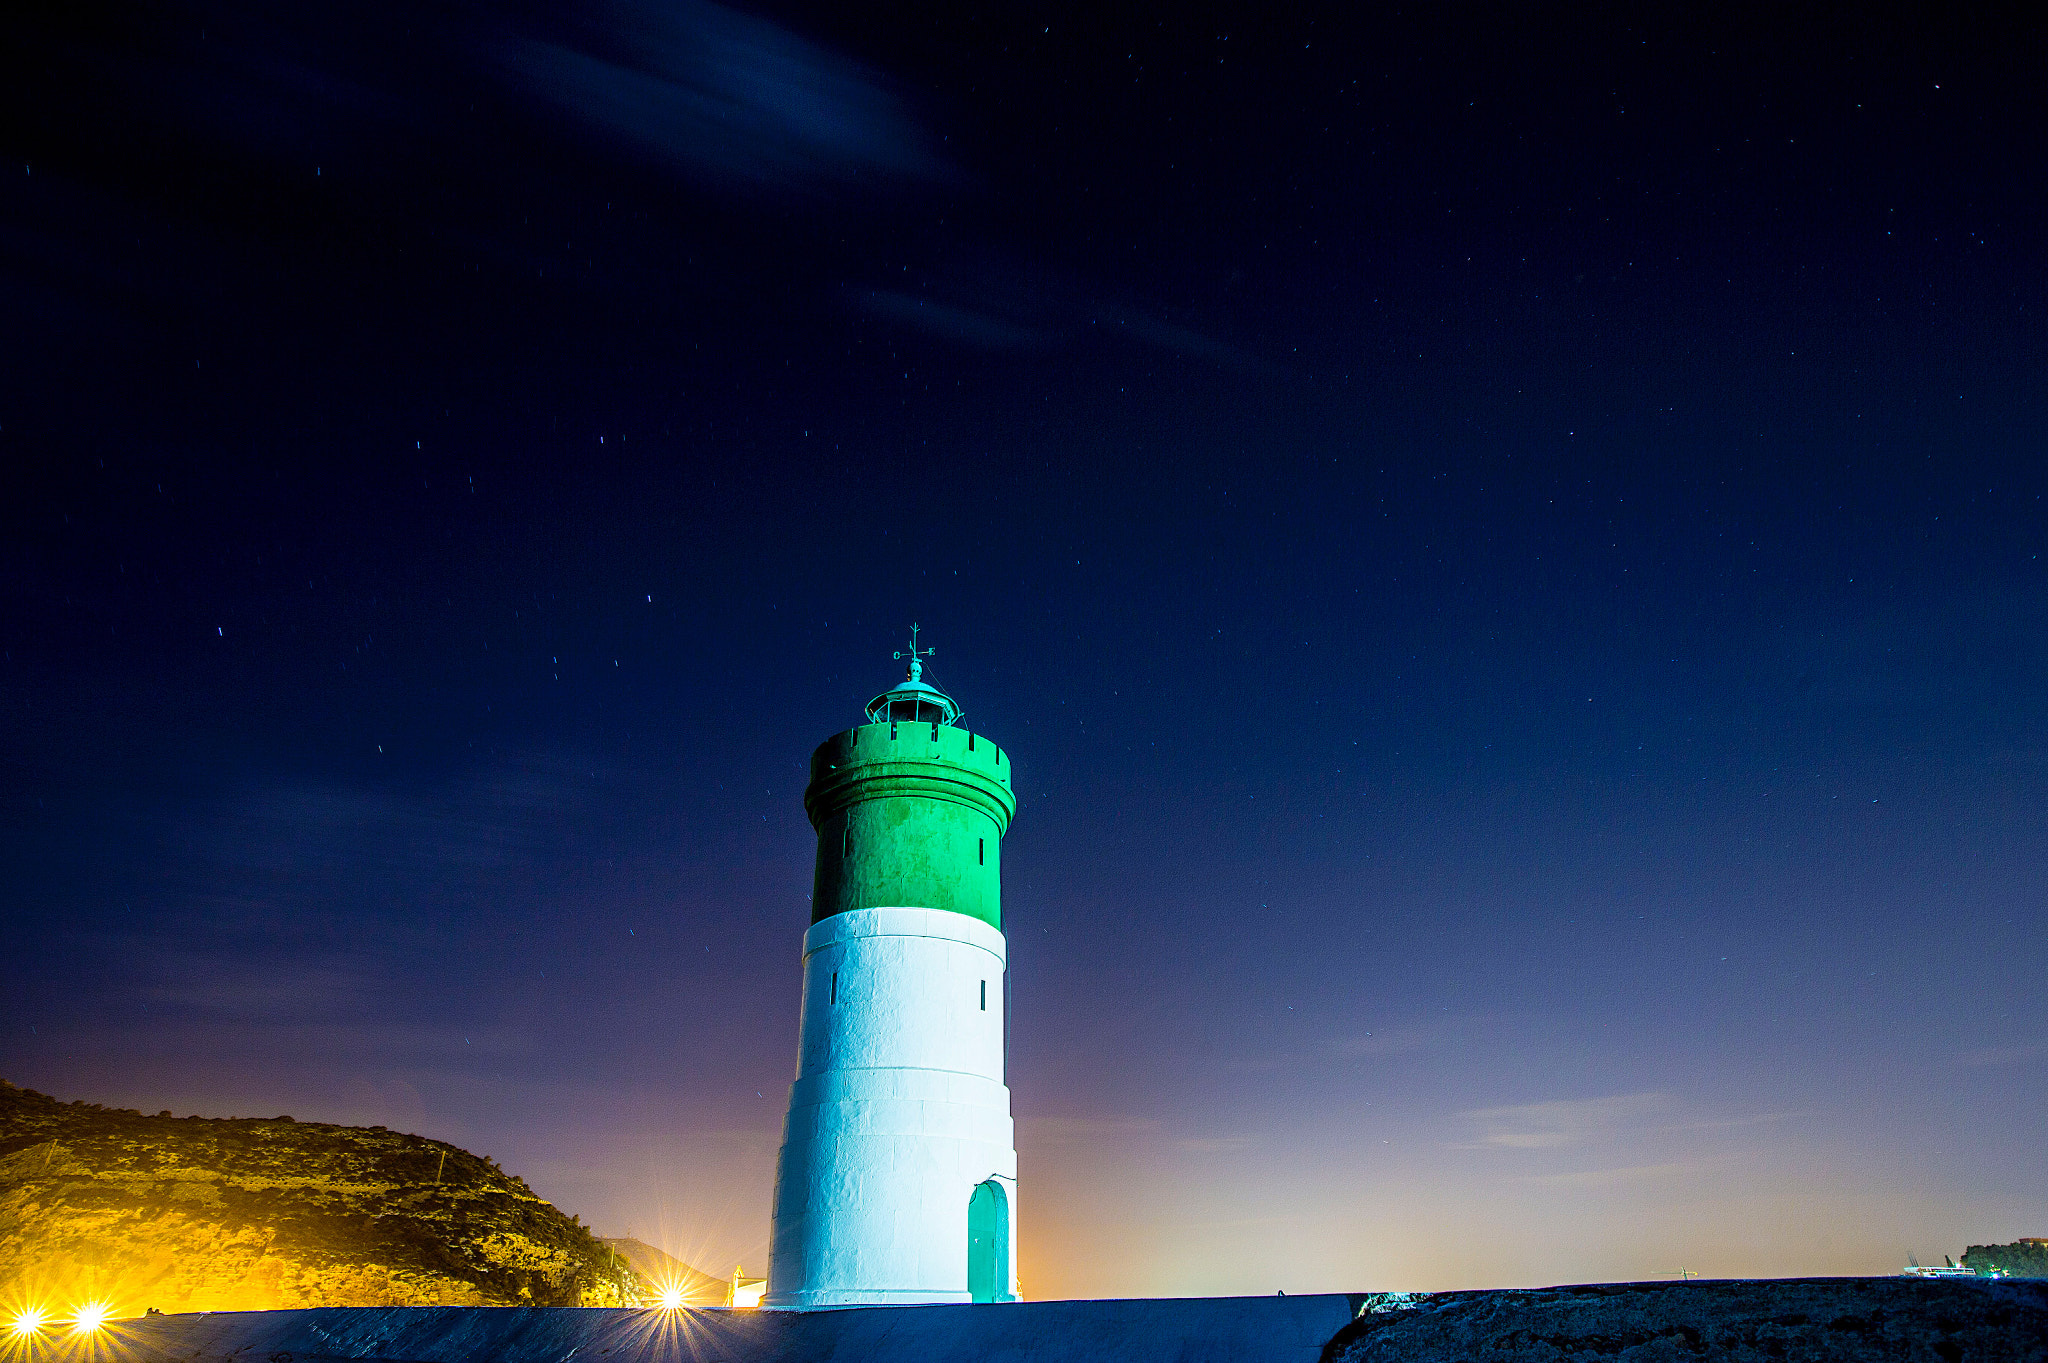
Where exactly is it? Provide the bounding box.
[727,1266,766,1309]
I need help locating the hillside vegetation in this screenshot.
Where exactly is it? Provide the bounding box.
[1963,1239,2048,1278]
[0,1080,642,1314]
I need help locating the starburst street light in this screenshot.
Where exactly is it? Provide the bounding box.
[68,1302,112,1334]
[656,1285,684,1311]
[8,1308,47,1338]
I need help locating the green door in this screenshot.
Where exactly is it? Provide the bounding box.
[967,1179,1010,1303]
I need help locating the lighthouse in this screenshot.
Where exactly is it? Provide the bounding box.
[763,629,1021,1309]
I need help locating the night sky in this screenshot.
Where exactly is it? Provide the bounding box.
[5,3,2046,1297]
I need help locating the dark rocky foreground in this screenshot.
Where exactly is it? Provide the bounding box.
[1323,1278,2048,1363]
[25,1278,2046,1362]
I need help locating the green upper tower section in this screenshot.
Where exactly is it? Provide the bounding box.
[804,629,1016,930]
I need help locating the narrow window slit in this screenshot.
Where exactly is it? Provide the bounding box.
[978,838,985,866]
[980,980,986,1011]
[831,972,838,1005]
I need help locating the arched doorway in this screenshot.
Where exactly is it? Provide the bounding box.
[966,1179,1011,1303]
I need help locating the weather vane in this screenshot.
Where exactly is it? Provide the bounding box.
[894,624,935,682]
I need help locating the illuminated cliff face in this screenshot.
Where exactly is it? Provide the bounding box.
[0,1081,640,1316]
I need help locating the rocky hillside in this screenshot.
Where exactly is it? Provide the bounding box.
[0,1079,643,1314]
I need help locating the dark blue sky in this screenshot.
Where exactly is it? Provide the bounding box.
[4,3,2045,1294]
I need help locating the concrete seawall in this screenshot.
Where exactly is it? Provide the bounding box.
[74,1295,1361,1363]
[48,1278,2048,1362]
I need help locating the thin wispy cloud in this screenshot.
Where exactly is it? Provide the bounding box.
[178,753,603,877]
[61,749,636,1050]
[1022,1119,1253,1157]
[1174,1136,1257,1154]
[1958,1041,2048,1067]
[1519,1160,1707,1189]
[1092,307,1284,374]
[857,290,1056,350]
[1448,1092,1804,1215]
[1332,1026,1438,1057]
[1650,1111,1799,1136]
[846,246,1277,369]
[1457,1092,1674,1150]
[495,0,946,193]
[142,959,372,1019]
[1021,1115,1161,1145]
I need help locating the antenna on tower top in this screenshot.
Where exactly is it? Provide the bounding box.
[894,624,936,682]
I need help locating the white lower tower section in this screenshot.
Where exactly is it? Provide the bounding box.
[765,906,1018,1308]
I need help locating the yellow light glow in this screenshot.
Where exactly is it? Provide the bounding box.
[656,1286,684,1310]
[8,1308,47,1338]
[68,1301,112,1334]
